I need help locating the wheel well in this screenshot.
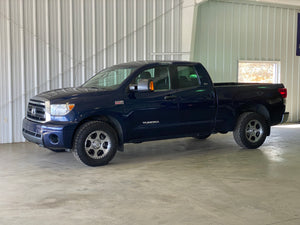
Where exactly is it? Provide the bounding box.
[72,115,124,150]
[237,104,271,135]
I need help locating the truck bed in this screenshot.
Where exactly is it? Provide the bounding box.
[214,82,280,87]
[213,82,285,133]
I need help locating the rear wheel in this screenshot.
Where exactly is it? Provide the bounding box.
[233,112,268,149]
[73,121,118,166]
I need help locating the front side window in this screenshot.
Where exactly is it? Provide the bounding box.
[82,66,136,90]
[132,66,171,91]
[176,66,200,89]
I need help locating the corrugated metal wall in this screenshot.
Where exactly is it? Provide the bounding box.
[192,0,300,122]
[0,0,182,143]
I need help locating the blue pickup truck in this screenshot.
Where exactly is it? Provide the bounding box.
[23,61,289,166]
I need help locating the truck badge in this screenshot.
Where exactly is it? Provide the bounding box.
[31,108,36,115]
[142,121,160,125]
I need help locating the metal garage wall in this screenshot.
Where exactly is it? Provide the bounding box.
[191,0,300,122]
[0,0,182,143]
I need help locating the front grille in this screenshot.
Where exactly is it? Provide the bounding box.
[27,99,47,122]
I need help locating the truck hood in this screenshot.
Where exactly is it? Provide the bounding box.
[34,87,111,103]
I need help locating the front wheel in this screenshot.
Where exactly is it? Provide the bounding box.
[72,121,118,167]
[233,112,268,149]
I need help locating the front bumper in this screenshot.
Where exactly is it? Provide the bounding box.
[22,118,78,150]
[281,112,289,123]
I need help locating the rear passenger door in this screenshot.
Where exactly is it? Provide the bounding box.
[172,64,216,135]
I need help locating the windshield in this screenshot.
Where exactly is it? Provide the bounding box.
[82,66,137,89]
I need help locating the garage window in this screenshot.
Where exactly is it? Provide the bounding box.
[238,61,280,83]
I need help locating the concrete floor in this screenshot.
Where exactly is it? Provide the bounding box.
[0,125,300,225]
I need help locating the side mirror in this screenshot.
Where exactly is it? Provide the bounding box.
[129,79,154,92]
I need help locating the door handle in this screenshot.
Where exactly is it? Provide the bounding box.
[164,95,177,100]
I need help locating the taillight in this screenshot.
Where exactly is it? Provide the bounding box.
[278,88,287,98]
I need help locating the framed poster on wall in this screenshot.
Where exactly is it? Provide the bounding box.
[297,13,300,56]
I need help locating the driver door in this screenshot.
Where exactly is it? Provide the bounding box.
[124,65,181,141]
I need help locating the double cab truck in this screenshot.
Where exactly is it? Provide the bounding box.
[23,61,289,166]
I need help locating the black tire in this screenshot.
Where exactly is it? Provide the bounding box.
[72,121,118,167]
[194,134,210,140]
[233,112,268,149]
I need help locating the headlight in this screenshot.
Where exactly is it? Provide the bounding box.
[50,103,75,116]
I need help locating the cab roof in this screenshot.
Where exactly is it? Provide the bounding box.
[113,60,200,68]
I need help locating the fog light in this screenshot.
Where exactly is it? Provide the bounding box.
[49,134,59,145]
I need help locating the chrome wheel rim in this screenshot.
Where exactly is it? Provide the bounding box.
[84,131,111,159]
[245,119,263,143]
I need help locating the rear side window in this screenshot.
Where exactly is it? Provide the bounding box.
[176,66,200,89]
